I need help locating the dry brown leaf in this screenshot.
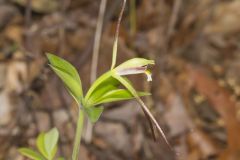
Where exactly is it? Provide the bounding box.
[187,128,219,159]
[188,66,240,160]
[6,58,27,93]
[4,25,23,44]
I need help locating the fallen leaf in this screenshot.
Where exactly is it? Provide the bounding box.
[188,66,240,160]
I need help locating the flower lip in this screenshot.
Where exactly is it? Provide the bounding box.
[145,70,152,81]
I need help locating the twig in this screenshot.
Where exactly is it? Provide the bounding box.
[167,0,182,40]
[90,0,108,82]
[84,0,108,144]
[75,0,122,69]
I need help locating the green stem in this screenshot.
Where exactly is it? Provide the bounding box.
[72,108,84,160]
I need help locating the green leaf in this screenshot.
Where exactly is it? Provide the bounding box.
[84,106,104,123]
[86,77,119,106]
[36,133,48,159]
[50,66,83,104]
[18,148,45,160]
[47,53,83,104]
[85,71,113,101]
[46,53,82,85]
[93,89,150,105]
[44,128,59,159]
[57,157,65,160]
[86,71,150,106]
[51,145,58,159]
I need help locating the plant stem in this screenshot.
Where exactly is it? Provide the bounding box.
[84,0,108,143]
[91,0,107,82]
[72,108,84,160]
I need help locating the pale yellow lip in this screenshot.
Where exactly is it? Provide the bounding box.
[145,70,152,81]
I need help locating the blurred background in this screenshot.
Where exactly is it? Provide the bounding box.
[1,0,240,159]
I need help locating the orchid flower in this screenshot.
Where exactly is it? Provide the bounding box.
[46,0,171,154]
[19,1,172,160]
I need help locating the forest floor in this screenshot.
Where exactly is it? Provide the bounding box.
[1,0,240,160]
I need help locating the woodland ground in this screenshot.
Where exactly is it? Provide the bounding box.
[0,0,240,160]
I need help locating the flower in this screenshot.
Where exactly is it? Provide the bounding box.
[114,58,154,81]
